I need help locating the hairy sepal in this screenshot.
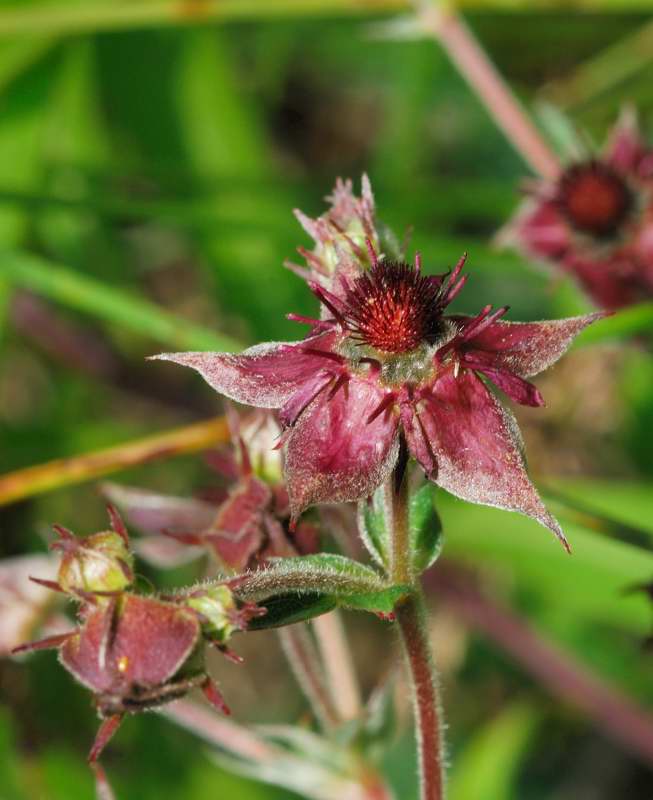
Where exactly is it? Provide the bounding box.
[415,370,569,550]
[153,331,336,409]
[461,313,607,379]
[286,378,400,519]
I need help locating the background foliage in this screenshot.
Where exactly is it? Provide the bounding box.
[2,2,653,798]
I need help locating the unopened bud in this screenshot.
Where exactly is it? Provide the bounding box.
[186,585,238,644]
[55,528,134,596]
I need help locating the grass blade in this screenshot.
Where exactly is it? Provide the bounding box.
[0,250,242,351]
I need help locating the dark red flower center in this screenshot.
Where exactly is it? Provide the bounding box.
[557,160,632,238]
[342,261,446,354]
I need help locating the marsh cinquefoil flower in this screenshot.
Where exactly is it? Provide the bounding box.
[155,247,602,551]
[501,110,653,309]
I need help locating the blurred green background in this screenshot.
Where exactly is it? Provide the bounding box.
[2,2,653,799]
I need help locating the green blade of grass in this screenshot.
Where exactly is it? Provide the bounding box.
[439,492,653,634]
[574,302,653,344]
[0,1,648,39]
[544,18,653,110]
[0,1,408,37]
[0,250,242,351]
[450,704,539,800]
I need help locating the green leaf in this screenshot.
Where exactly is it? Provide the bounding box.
[357,488,388,568]
[409,483,443,573]
[574,303,653,345]
[0,709,24,800]
[175,30,268,180]
[0,249,242,352]
[0,47,54,247]
[439,492,653,634]
[246,592,337,630]
[542,478,653,544]
[358,483,443,574]
[233,553,410,626]
[450,703,540,800]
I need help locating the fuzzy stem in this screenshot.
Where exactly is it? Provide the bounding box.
[385,459,445,800]
[313,610,362,720]
[418,3,560,181]
[385,467,412,586]
[396,592,444,800]
[278,624,340,731]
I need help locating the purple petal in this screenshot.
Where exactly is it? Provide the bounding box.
[460,313,606,379]
[134,536,204,569]
[111,596,200,686]
[204,447,240,481]
[204,476,272,570]
[285,377,399,519]
[61,597,200,693]
[401,400,437,479]
[153,330,337,409]
[206,525,263,571]
[0,554,58,656]
[499,198,570,260]
[464,362,544,407]
[279,372,335,428]
[605,108,647,174]
[102,483,217,537]
[416,370,568,549]
[562,252,644,309]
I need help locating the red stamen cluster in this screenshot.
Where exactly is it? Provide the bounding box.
[343,261,443,353]
[557,160,632,238]
[300,247,468,356]
[328,250,466,354]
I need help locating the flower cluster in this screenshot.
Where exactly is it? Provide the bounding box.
[105,410,320,573]
[12,508,263,777]
[155,178,604,552]
[501,110,653,309]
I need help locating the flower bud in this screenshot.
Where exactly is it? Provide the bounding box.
[239,412,284,486]
[185,585,239,644]
[53,512,134,597]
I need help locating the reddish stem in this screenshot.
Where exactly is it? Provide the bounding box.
[420,5,560,181]
[396,592,444,800]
